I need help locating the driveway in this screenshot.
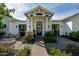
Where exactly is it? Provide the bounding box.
[45,37,79,50]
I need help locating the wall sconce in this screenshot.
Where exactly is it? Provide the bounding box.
[30,15,33,17]
[61,25,62,28]
[16,25,17,28]
[4,24,6,28]
[48,25,50,28]
[29,25,31,28]
[46,15,49,17]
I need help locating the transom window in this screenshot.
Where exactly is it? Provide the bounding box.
[36,13,43,15]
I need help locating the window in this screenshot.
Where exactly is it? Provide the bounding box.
[24,25,27,29]
[4,24,6,28]
[30,15,33,17]
[16,25,17,28]
[46,15,48,17]
[19,24,27,30]
[36,13,43,15]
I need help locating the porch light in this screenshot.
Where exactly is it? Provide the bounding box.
[29,25,31,28]
[61,25,62,28]
[4,24,6,28]
[48,25,50,28]
[16,25,17,28]
[30,15,33,17]
[46,15,48,17]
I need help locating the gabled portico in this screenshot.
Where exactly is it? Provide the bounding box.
[24,6,54,36]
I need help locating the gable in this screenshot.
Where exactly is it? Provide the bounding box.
[25,6,54,16]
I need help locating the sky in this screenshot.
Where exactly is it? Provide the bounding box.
[5,3,79,20]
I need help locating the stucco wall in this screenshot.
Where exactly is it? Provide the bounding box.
[1,16,27,35]
[63,14,79,35]
[52,21,64,35]
[1,16,13,34]
[62,21,72,35]
[72,14,79,31]
[9,22,27,35]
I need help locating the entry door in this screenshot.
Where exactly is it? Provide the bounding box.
[52,24,59,35]
[36,22,42,36]
[19,24,26,36]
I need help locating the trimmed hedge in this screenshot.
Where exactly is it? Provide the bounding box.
[0,44,15,56]
[48,48,72,56]
[66,44,79,52]
[0,32,5,38]
[44,31,57,43]
[16,47,30,56]
[68,31,79,42]
[66,44,79,56]
[23,34,34,43]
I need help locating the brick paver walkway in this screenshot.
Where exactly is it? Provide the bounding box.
[30,37,48,56]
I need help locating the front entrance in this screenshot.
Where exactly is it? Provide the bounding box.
[36,22,42,36]
[19,24,26,36]
[52,24,60,35]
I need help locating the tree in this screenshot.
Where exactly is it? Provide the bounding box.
[0,3,15,29]
[0,3,15,17]
[0,16,4,29]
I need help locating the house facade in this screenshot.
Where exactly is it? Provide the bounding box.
[1,6,79,36]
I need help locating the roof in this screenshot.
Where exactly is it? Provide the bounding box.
[52,20,63,22]
[24,5,54,16]
[62,12,79,21]
[11,18,26,22]
[0,14,26,22]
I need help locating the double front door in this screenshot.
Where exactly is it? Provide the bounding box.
[36,22,42,36]
[52,24,60,35]
[19,24,26,36]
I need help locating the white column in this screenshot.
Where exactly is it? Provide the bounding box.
[49,17,52,31]
[27,16,30,32]
[30,17,33,32]
[46,17,48,31]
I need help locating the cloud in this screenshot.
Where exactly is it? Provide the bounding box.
[5,3,29,20]
[52,8,79,20]
[5,3,62,20]
[5,3,79,20]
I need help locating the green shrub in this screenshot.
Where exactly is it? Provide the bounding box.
[16,47,30,56]
[68,31,79,41]
[48,48,72,56]
[23,34,33,43]
[66,44,79,52]
[0,44,15,55]
[0,32,5,38]
[44,31,57,43]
